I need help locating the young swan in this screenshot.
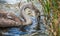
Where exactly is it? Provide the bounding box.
[7,12,22,24]
[20,2,40,25]
[0,10,22,27]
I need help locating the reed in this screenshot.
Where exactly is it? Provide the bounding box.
[39,0,60,36]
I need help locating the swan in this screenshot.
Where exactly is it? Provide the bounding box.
[0,3,40,27]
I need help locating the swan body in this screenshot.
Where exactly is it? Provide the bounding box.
[0,3,39,27]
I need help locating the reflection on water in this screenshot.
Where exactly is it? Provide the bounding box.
[1,28,28,36]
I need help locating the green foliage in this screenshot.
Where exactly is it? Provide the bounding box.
[39,0,60,36]
[52,0,58,9]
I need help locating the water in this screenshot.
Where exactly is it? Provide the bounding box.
[1,28,28,36]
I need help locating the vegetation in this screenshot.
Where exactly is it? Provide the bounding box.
[38,0,60,36]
